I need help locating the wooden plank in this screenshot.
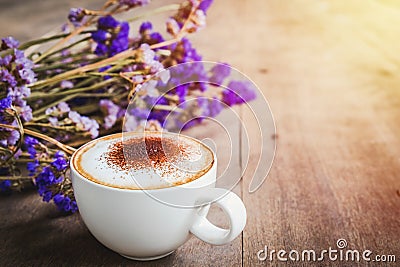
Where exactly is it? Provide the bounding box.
[240,0,400,266]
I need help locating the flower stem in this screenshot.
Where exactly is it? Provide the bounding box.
[32,93,79,116]
[153,104,184,113]
[73,63,121,88]
[42,36,91,60]
[24,122,77,131]
[18,31,92,50]
[29,57,133,89]
[15,158,53,164]
[33,55,97,72]
[127,4,180,22]
[0,123,76,154]
[0,176,34,181]
[28,78,116,99]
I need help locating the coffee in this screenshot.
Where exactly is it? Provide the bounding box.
[72,131,214,189]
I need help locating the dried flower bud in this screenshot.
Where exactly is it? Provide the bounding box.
[166,18,181,36]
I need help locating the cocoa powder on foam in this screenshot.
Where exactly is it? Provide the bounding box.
[104,136,187,173]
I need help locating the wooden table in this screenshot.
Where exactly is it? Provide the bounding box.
[1,0,400,266]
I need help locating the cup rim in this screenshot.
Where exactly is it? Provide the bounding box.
[70,131,216,192]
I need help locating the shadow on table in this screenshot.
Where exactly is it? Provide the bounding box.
[0,191,186,267]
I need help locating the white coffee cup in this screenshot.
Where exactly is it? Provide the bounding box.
[70,131,246,260]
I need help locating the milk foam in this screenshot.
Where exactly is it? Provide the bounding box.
[74,132,214,189]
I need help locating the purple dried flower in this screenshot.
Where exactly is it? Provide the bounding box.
[90,125,100,139]
[100,99,121,129]
[45,102,71,122]
[58,102,71,114]
[146,96,169,124]
[0,128,18,147]
[136,80,159,98]
[98,65,111,80]
[68,110,99,138]
[149,32,164,43]
[140,43,155,62]
[54,151,65,158]
[91,29,109,43]
[15,56,34,71]
[62,196,71,211]
[45,107,56,116]
[166,18,180,36]
[1,46,35,122]
[98,16,119,29]
[25,136,39,158]
[61,23,71,33]
[1,69,17,86]
[196,97,223,119]
[139,21,152,33]
[68,111,81,124]
[7,86,31,107]
[173,1,208,33]
[198,0,213,14]
[119,0,150,8]
[209,63,231,85]
[53,193,78,213]
[175,85,188,102]
[123,113,138,132]
[18,68,36,84]
[27,160,39,176]
[209,97,223,117]
[100,99,119,114]
[130,107,150,120]
[139,43,166,74]
[36,166,57,187]
[20,102,32,122]
[197,97,208,114]
[0,55,12,66]
[35,155,70,208]
[109,34,129,55]
[103,116,117,130]
[0,97,12,110]
[68,8,86,27]
[172,38,202,63]
[222,80,257,106]
[6,130,19,146]
[81,116,98,132]
[60,80,74,89]
[192,9,206,30]
[93,16,130,56]
[94,43,108,55]
[43,190,53,202]
[53,193,63,205]
[70,201,78,213]
[25,136,39,146]
[0,97,21,147]
[51,157,68,172]
[0,180,11,192]
[1,37,19,50]
[118,22,130,38]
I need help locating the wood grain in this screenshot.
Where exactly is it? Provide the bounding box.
[240,1,400,266]
[1,0,400,266]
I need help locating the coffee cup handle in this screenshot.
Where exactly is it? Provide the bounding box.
[190,188,247,245]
